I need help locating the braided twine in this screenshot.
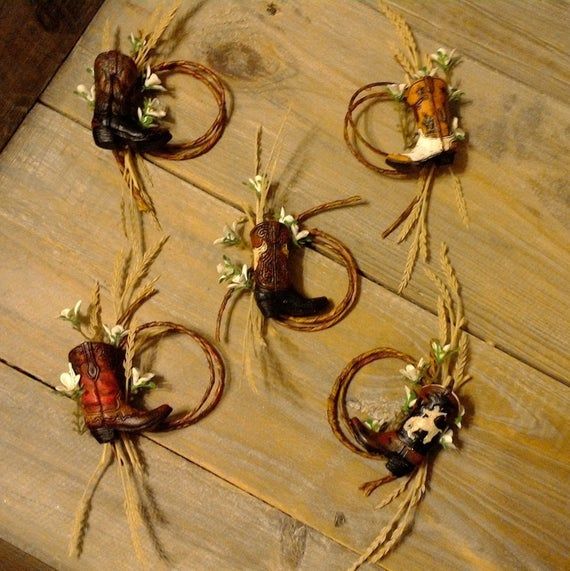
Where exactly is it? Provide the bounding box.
[132,320,225,431]
[344,81,407,178]
[148,60,227,161]
[327,347,416,459]
[278,198,361,332]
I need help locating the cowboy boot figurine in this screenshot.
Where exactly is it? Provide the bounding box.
[92,50,172,152]
[386,76,458,168]
[250,220,329,319]
[351,384,460,482]
[69,341,172,443]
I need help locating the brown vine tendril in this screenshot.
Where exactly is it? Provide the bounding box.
[327,347,416,459]
[344,81,408,178]
[132,321,225,431]
[147,60,228,161]
[278,229,359,332]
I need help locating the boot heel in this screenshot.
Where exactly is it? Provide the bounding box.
[434,150,455,166]
[90,427,116,443]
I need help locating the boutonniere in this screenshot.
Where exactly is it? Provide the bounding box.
[328,245,469,568]
[214,121,363,387]
[344,1,468,291]
[57,202,225,560]
[75,2,228,222]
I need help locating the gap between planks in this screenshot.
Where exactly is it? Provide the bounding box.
[36,98,570,389]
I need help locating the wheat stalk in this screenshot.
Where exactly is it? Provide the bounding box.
[120,234,168,313]
[449,167,469,228]
[378,0,421,73]
[134,1,181,69]
[87,281,103,341]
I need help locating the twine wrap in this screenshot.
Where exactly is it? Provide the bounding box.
[344,82,408,177]
[327,347,416,459]
[147,60,227,160]
[131,320,225,431]
[278,229,359,332]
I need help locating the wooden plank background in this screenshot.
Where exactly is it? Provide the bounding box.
[0,1,568,569]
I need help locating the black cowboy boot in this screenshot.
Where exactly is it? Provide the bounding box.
[250,220,329,319]
[92,50,171,152]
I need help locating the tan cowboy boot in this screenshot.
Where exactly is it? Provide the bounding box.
[250,220,328,318]
[92,50,171,151]
[69,342,172,443]
[386,76,458,168]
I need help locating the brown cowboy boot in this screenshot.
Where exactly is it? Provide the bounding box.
[250,220,329,319]
[69,341,172,443]
[92,50,171,152]
[386,76,457,168]
[351,384,459,478]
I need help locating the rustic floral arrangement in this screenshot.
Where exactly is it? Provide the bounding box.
[213,121,362,386]
[328,244,469,568]
[344,1,469,291]
[75,2,227,222]
[56,185,225,559]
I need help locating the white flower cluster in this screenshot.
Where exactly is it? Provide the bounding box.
[137,96,167,128]
[217,255,252,291]
[103,324,129,346]
[213,219,243,247]
[430,48,461,74]
[59,300,82,329]
[56,362,81,398]
[130,367,156,394]
[279,207,310,246]
[245,174,269,196]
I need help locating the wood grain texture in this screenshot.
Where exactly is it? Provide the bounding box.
[0,102,568,570]
[0,0,104,151]
[0,363,375,571]
[40,0,570,382]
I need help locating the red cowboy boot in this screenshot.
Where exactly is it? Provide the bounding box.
[250,220,328,318]
[69,341,172,443]
[92,50,171,152]
[386,76,458,168]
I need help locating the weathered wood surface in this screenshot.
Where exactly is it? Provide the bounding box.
[1,0,569,569]
[42,0,570,382]
[0,363,372,571]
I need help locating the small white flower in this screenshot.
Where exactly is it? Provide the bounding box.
[75,84,96,107]
[57,362,81,395]
[279,207,311,246]
[145,97,167,118]
[129,32,146,55]
[279,206,295,226]
[138,98,167,128]
[451,116,466,141]
[103,324,129,346]
[431,340,453,363]
[59,300,82,327]
[217,256,252,290]
[400,357,426,383]
[430,47,460,73]
[386,83,406,101]
[403,385,418,411]
[440,428,457,450]
[245,174,268,195]
[213,219,243,246]
[130,367,156,393]
[363,418,382,432]
[227,264,251,289]
[143,65,166,91]
[455,403,465,428]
